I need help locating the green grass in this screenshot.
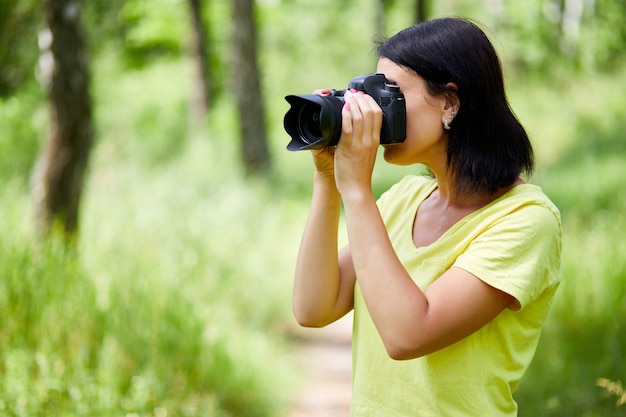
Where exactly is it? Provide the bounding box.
[0,172,298,416]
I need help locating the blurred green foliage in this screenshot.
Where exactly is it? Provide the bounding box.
[0,83,45,186]
[0,0,625,416]
[507,73,626,417]
[0,0,40,96]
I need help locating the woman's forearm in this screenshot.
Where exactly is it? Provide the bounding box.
[293,172,349,326]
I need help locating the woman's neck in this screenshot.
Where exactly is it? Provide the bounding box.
[430,172,524,210]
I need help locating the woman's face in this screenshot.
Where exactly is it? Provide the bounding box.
[376,58,449,167]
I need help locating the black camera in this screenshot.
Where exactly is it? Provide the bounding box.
[283,73,406,151]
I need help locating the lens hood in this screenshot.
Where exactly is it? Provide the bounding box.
[283,94,344,151]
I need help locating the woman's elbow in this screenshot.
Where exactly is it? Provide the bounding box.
[383,338,432,361]
[293,314,326,328]
[292,306,331,328]
[385,345,419,361]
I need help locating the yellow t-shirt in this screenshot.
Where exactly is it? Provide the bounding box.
[351,175,562,417]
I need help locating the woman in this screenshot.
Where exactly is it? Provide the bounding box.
[292,17,562,416]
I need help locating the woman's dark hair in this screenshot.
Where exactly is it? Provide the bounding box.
[377,17,533,194]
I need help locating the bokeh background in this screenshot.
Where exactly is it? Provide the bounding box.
[1,0,625,416]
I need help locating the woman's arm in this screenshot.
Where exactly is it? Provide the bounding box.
[292,160,357,328]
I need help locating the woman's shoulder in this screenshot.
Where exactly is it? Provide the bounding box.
[476,183,563,247]
[504,183,561,225]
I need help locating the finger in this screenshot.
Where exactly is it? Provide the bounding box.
[349,93,380,145]
[344,92,364,145]
[340,95,354,147]
[312,89,332,96]
[361,95,383,143]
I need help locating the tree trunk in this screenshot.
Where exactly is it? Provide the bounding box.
[375,0,394,37]
[560,0,585,58]
[230,0,270,176]
[415,0,430,23]
[33,0,93,242]
[188,0,211,128]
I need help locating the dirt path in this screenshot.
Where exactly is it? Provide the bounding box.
[287,313,353,417]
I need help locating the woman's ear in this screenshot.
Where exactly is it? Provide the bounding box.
[444,82,460,114]
[441,82,460,131]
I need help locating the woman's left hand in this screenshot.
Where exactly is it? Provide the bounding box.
[334,90,383,200]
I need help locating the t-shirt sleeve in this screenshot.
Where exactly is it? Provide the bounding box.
[453,203,562,310]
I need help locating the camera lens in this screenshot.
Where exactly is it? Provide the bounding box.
[284,94,343,151]
[297,103,323,144]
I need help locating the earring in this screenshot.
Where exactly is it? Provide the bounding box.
[443,111,456,131]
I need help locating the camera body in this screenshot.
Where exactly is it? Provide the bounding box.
[284,73,406,151]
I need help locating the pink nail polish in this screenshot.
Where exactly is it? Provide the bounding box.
[344,102,351,111]
[321,89,331,95]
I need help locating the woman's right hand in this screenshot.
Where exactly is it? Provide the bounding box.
[310,89,336,177]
